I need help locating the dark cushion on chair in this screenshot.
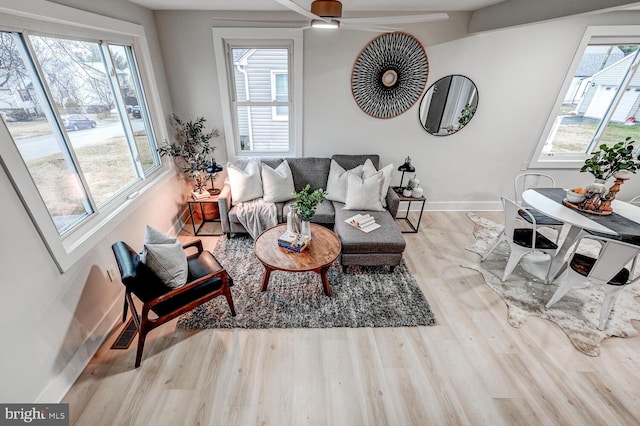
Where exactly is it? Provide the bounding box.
[569,253,630,285]
[513,228,558,250]
[518,208,563,226]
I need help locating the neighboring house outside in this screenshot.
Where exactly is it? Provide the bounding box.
[232,48,289,152]
[564,45,625,106]
[577,53,640,123]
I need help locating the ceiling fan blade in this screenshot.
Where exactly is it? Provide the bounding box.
[338,12,449,26]
[274,0,331,23]
[210,16,306,26]
[340,24,401,33]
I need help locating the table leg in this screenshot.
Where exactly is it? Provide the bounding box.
[320,267,332,297]
[260,267,272,292]
[546,225,582,284]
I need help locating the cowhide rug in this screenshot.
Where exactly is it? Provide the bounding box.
[462,212,640,356]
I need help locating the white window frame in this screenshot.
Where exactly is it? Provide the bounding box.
[0,1,170,272]
[271,70,289,121]
[212,28,303,160]
[530,25,640,170]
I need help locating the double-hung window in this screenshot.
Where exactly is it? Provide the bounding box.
[531,26,640,169]
[212,28,303,158]
[0,4,165,271]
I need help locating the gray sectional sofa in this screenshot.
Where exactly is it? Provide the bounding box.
[218,154,406,271]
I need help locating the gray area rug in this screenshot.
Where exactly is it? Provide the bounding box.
[177,236,435,329]
[462,212,640,356]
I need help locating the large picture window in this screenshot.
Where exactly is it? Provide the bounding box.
[0,32,159,235]
[213,28,303,158]
[0,2,166,271]
[531,26,640,168]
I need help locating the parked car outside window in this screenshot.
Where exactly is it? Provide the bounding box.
[63,114,97,131]
[131,106,141,118]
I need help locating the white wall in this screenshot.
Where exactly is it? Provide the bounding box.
[156,9,640,210]
[0,0,182,403]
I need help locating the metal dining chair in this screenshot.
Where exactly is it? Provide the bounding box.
[545,234,640,330]
[514,173,564,242]
[482,197,558,282]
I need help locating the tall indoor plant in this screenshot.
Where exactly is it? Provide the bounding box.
[157,114,220,197]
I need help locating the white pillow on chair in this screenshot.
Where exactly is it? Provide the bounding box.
[261,160,295,203]
[325,159,364,203]
[227,159,263,205]
[344,170,385,211]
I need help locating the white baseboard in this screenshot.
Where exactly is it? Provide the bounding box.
[36,297,122,403]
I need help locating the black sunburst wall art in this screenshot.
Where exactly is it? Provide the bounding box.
[351,32,429,119]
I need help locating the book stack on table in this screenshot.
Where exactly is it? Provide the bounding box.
[277,230,308,252]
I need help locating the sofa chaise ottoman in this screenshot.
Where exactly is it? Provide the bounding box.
[218,154,406,271]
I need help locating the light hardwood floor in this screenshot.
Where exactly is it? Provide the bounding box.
[62,211,640,425]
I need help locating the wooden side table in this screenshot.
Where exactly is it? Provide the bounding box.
[187,195,223,236]
[395,192,426,233]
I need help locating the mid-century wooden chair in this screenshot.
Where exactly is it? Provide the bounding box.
[112,239,236,367]
[545,234,640,330]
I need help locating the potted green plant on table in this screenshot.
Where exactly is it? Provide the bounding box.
[580,137,639,181]
[292,184,327,240]
[157,114,220,198]
[579,136,640,211]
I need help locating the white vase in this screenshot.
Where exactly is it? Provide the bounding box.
[301,220,312,241]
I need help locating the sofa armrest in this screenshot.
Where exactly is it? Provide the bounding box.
[385,187,400,218]
[218,184,232,234]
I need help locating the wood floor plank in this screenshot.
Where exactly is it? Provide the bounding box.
[62,212,640,425]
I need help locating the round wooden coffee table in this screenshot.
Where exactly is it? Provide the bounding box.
[254,224,341,296]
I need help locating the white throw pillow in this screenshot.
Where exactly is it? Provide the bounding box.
[362,159,394,207]
[261,160,295,203]
[344,170,385,211]
[227,158,263,205]
[325,159,364,203]
[140,225,188,289]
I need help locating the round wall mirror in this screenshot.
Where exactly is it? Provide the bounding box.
[418,75,478,136]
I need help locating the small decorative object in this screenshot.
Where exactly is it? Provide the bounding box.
[351,32,428,119]
[565,188,587,204]
[402,179,414,197]
[293,184,327,241]
[157,114,220,197]
[411,186,424,198]
[397,157,416,190]
[287,205,301,234]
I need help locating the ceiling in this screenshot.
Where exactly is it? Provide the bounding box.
[124,0,508,12]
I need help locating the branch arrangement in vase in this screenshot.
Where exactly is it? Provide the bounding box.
[293,184,327,221]
[157,114,220,194]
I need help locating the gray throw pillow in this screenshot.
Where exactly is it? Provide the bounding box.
[140,226,188,289]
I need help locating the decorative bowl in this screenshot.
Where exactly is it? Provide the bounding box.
[566,189,587,204]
